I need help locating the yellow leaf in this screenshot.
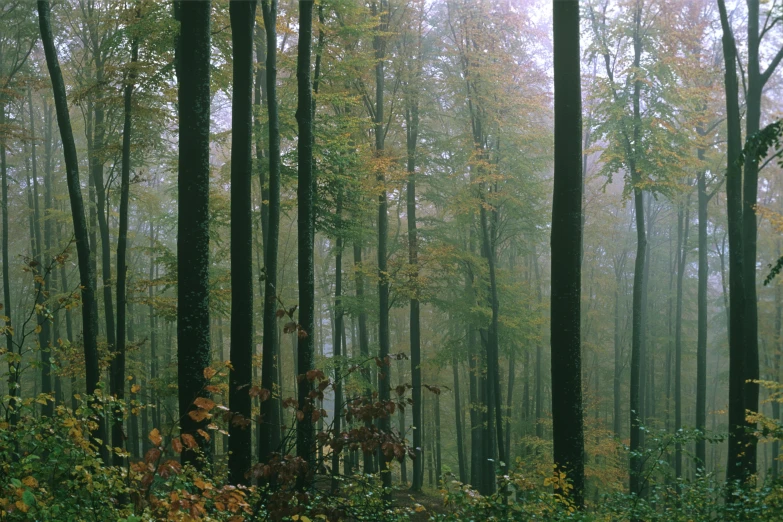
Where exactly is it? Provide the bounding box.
[131,384,141,394]
[35,324,42,334]
[22,476,38,488]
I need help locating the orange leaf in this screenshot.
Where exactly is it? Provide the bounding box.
[197,429,211,441]
[203,367,217,380]
[188,409,211,422]
[148,428,162,446]
[182,433,198,449]
[172,437,183,453]
[193,397,216,411]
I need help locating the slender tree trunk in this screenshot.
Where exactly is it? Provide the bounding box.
[28,89,54,417]
[773,239,782,480]
[175,0,213,469]
[675,200,690,478]
[1,102,17,424]
[551,0,585,504]
[37,0,105,461]
[296,0,316,486]
[113,24,139,468]
[228,0,257,485]
[372,0,392,498]
[628,3,646,496]
[696,162,708,470]
[258,0,282,465]
[435,391,442,484]
[453,349,467,483]
[406,74,424,495]
[331,193,344,492]
[717,0,749,485]
[534,253,544,440]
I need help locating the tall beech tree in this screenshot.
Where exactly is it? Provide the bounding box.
[258,0,282,465]
[551,0,585,506]
[296,0,316,485]
[228,0,256,486]
[175,0,213,470]
[37,0,106,461]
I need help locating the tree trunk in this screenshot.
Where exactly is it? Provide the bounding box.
[453,349,467,483]
[113,23,139,467]
[406,68,424,495]
[675,200,690,478]
[37,0,105,461]
[331,192,344,492]
[717,0,749,485]
[296,0,316,486]
[175,0,213,470]
[372,0,392,499]
[258,0,282,465]
[551,0,585,504]
[1,101,17,424]
[696,162,708,470]
[228,0,257,486]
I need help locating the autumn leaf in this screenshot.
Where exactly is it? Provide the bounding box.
[131,384,141,394]
[193,397,216,411]
[188,409,211,422]
[182,433,198,449]
[172,437,183,453]
[148,428,162,446]
[203,367,217,380]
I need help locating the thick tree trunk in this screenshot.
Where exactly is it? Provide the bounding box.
[258,0,282,465]
[175,0,213,470]
[717,0,748,485]
[37,0,105,460]
[229,0,257,486]
[296,0,316,486]
[551,0,585,504]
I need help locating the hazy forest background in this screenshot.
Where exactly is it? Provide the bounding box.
[3,0,783,520]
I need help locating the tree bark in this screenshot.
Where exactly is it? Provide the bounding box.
[674,199,690,478]
[296,0,316,486]
[228,0,257,486]
[175,0,213,470]
[717,0,749,485]
[551,0,585,504]
[258,0,282,465]
[113,21,139,467]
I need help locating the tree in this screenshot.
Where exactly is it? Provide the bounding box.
[296,0,316,486]
[551,0,585,505]
[717,0,748,485]
[37,0,105,459]
[113,4,140,467]
[229,0,257,486]
[258,0,282,466]
[175,0,213,470]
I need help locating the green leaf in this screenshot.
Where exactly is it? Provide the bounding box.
[22,489,35,506]
[10,478,21,488]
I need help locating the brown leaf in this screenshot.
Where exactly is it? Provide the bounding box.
[148,428,162,446]
[144,448,161,464]
[203,367,217,380]
[188,409,211,422]
[182,433,198,449]
[296,410,305,422]
[193,397,216,411]
[172,437,183,453]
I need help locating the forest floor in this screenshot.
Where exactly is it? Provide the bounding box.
[392,489,447,520]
